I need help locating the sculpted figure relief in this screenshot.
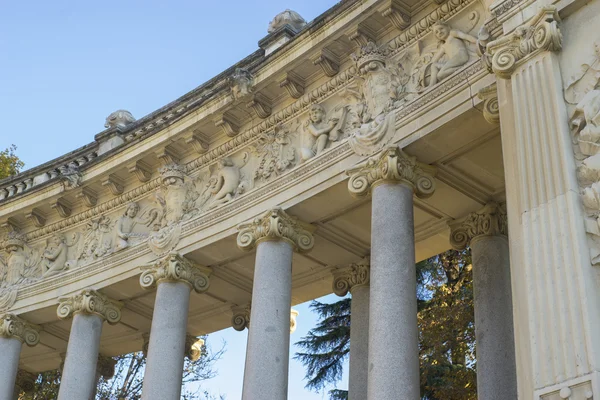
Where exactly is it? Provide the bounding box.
[429,22,477,87]
[1,231,37,286]
[300,104,346,162]
[42,233,77,277]
[115,202,148,251]
[200,156,248,210]
[252,124,297,181]
[230,68,254,100]
[78,216,113,264]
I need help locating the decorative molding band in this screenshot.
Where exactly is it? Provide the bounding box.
[484,7,562,79]
[450,202,508,249]
[231,304,251,331]
[478,82,500,124]
[57,289,123,324]
[139,252,211,293]
[0,313,40,346]
[185,335,205,361]
[237,207,315,252]
[332,263,370,297]
[346,145,436,198]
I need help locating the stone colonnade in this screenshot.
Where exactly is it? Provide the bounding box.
[1,150,521,400]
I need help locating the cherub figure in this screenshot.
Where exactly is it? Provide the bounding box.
[429,21,477,87]
[300,104,345,162]
[42,233,70,277]
[115,202,147,251]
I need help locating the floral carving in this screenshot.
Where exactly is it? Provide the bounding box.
[332,263,370,297]
[0,313,40,346]
[57,289,123,324]
[236,207,314,252]
[346,145,436,198]
[139,252,211,293]
[450,203,508,249]
[251,124,297,181]
[77,216,112,264]
[484,7,562,79]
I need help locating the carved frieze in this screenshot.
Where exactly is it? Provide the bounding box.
[140,252,211,293]
[0,313,40,346]
[57,289,123,324]
[450,203,508,249]
[198,155,248,211]
[237,207,315,252]
[251,124,297,181]
[346,145,436,198]
[483,7,562,79]
[332,263,370,297]
[300,103,346,162]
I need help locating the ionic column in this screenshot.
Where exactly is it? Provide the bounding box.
[332,263,370,400]
[13,369,36,400]
[139,253,211,400]
[237,207,314,400]
[0,314,40,400]
[57,289,122,400]
[450,203,517,400]
[484,7,600,398]
[347,146,435,400]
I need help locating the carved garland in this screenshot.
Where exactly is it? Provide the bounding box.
[57,289,123,324]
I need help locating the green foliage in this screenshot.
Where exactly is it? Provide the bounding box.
[0,145,24,179]
[295,249,476,400]
[20,336,224,400]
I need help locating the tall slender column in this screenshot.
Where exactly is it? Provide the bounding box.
[347,146,436,400]
[0,314,40,400]
[237,207,314,400]
[332,263,370,400]
[450,203,517,400]
[57,289,122,400]
[140,253,211,400]
[484,7,600,398]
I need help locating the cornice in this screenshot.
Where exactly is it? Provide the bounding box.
[484,6,562,79]
[449,202,508,249]
[57,289,123,324]
[140,252,212,293]
[0,313,40,346]
[346,145,437,198]
[237,207,315,253]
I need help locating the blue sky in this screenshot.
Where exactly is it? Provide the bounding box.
[0,1,348,398]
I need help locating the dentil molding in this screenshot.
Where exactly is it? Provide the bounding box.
[139,252,211,294]
[57,289,123,324]
[346,145,436,198]
[236,207,315,253]
[0,313,40,346]
[450,202,508,249]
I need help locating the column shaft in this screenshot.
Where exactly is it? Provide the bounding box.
[58,313,103,400]
[242,240,293,400]
[0,337,22,400]
[471,236,517,400]
[141,281,191,400]
[368,182,419,400]
[348,284,369,400]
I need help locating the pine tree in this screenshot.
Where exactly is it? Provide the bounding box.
[295,249,476,399]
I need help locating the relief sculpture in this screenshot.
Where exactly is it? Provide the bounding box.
[0,230,40,310]
[252,124,297,181]
[428,21,477,87]
[42,233,78,277]
[199,155,249,210]
[300,103,347,162]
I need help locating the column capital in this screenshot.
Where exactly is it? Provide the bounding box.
[97,355,117,380]
[140,252,211,294]
[231,304,251,331]
[15,369,36,393]
[185,335,205,361]
[57,289,123,325]
[346,145,436,198]
[236,207,315,252]
[332,263,370,297]
[0,314,40,346]
[450,202,508,249]
[484,6,562,79]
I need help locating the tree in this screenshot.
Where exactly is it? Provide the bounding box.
[295,249,476,399]
[21,336,225,400]
[0,145,24,179]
